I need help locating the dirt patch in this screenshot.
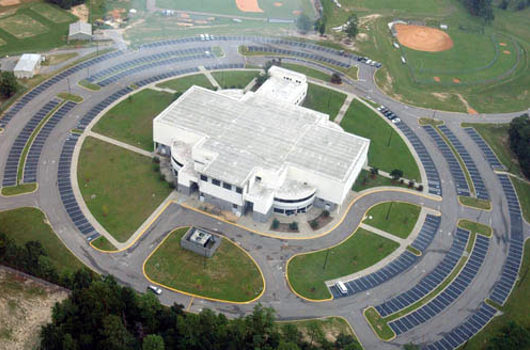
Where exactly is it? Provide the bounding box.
[292,10,301,15]
[503,50,511,54]
[499,42,507,46]
[359,14,382,27]
[357,33,368,41]
[0,0,19,6]
[395,24,453,52]
[273,2,283,6]
[433,76,440,82]
[432,92,451,101]
[456,93,478,114]
[452,78,461,83]
[0,269,69,350]
[235,0,263,13]
[70,4,88,22]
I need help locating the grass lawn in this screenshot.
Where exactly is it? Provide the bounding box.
[465,239,530,349]
[90,236,117,251]
[57,92,83,103]
[1,183,37,196]
[77,137,172,242]
[0,207,85,274]
[280,63,331,81]
[280,317,358,345]
[0,5,77,56]
[42,52,78,66]
[156,73,214,92]
[364,307,394,341]
[459,196,492,211]
[211,70,260,89]
[363,202,421,239]
[78,79,101,91]
[93,89,175,151]
[340,100,421,180]
[512,178,530,224]
[303,83,346,121]
[287,228,399,300]
[461,123,524,178]
[419,117,444,127]
[458,219,492,238]
[145,227,264,302]
[352,170,411,192]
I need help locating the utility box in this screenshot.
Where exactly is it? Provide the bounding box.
[180,227,221,258]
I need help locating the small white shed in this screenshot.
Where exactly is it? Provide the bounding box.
[68,21,92,41]
[13,54,43,79]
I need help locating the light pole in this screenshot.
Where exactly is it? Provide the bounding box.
[323,249,330,270]
[387,128,393,147]
[385,202,394,221]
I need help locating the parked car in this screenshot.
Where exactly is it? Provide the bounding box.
[148,285,162,295]
[392,118,401,124]
[335,281,348,295]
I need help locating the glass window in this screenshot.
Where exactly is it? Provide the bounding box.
[223,182,232,190]
[236,187,243,194]
[200,174,208,182]
[232,204,238,209]
[212,179,221,186]
[273,208,284,213]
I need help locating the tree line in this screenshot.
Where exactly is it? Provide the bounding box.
[45,0,84,10]
[509,113,530,179]
[498,0,530,11]
[459,0,495,22]
[1,232,361,350]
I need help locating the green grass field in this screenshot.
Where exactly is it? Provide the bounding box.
[303,83,346,121]
[0,207,85,274]
[340,99,421,180]
[288,228,399,300]
[211,70,260,89]
[145,227,264,302]
[458,219,492,237]
[0,4,77,56]
[329,0,530,113]
[1,183,37,196]
[363,202,421,239]
[156,73,214,92]
[77,137,172,242]
[93,89,175,151]
[155,0,315,18]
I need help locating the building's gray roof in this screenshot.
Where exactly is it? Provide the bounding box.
[14,54,41,72]
[69,21,92,36]
[155,86,369,186]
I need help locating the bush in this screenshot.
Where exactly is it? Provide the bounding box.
[272,218,280,229]
[289,221,299,231]
[417,185,424,192]
[322,210,330,218]
[153,164,160,172]
[309,220,319,229]
[159,173,166,181]
[168,182,176,189]
[408,180,415,188]
[330,73,342,84]
[153,157,160,164]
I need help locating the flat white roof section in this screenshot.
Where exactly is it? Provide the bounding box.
[14,54,41,72]
[255,65,307,104]
[154,86,370,187]
[69,21,92,36]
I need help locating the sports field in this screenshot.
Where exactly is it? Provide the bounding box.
[0,4,77,56]
[156,0,315,18]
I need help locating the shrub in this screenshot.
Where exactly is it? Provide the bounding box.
[309,220,319,229]
[322,210,330,218]
[289,221,299,231]
[159,173,166,181]
[153,157,160,164]
[168,182,176,189]
[272,218,280,229]
[408,180,415,188]
[417,185,424,191]
[153,164,160,172]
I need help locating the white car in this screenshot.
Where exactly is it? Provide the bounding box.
[392,118,401,124]
[148,285,162,295]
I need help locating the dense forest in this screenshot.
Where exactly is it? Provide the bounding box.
[45,0,85,10]
[459,0,495,22]
[509,114,530,179]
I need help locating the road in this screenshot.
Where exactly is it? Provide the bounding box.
[0,36,528,349]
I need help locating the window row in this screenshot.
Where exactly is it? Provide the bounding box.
[274,192,315,204]
[273,203,312,215]
[200,174,243,194]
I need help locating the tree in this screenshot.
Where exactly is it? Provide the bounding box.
[459,0,495,22]
[331,73,342,84]
[487,321,530,349]
[508,113,530,179]
[296,14,313,33]
[314,16,326,35]
[370,167,379,178]
[100,315,135,350]
[390,169,403,181]
[345,14,359,38]
[499,0,509,9]
[0,71,18,98]
[143,334,165,350]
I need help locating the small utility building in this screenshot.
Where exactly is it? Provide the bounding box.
[68,21,92,41]
[13,54,43,79]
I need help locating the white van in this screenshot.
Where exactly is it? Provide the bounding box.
[401,56,407,64]
[335,281,348,295]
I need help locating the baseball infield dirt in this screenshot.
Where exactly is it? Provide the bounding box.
[235,0,263,12]
[395,24,453,52]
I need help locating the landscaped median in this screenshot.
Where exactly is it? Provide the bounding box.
[77,137,172,243]
[1,183,37,197]
[287,228,399,300]
[363,202,421,239]
[144,227,264,303]
[211,70,260,89]
[90,236,118,252]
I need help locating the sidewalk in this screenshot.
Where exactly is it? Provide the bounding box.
[334,95,354,124]
[198,66,221,89]
[87,131,153,158]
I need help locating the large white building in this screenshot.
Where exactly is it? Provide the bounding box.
[153,67,370,222]
[13,54,43,79]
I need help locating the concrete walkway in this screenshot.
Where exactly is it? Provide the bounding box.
[87,131,153,158]
[150,85,177,94]
[198,66,221,89]
[334,95,354,124]
[360,223,405,244]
